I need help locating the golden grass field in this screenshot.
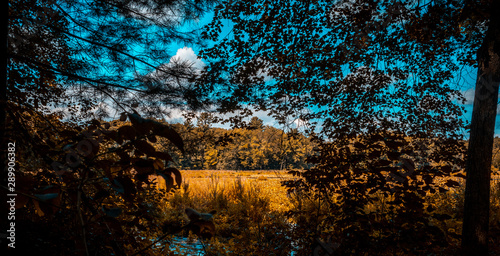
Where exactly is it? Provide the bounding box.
[170,170,295,213]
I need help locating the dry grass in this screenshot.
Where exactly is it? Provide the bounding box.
[173,170,293,213]
[154,170,500,255]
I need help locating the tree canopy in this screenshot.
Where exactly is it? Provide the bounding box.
[5,0,215,255]
[197,0,499,254]
[198,0,475,140]
[5,0,500,254]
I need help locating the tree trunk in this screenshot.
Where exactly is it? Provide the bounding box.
[462,2,500,255]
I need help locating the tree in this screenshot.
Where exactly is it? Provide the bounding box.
[197,0,496,254]
[8,0,215,122]
[248,116,264,130]
[5,0,214,254]
[462,1,500,255]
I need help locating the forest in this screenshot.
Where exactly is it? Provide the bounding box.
[3,0,500,255]
[165,115,314,170]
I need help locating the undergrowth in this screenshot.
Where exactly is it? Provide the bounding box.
[156,171,500,256]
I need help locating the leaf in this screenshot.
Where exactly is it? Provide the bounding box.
[386,151,401,161]
[33,187,61,217]
[119,112,128,121]
[111,179,125,194]
[103,122,111,129]
[104,217,125,237]
[127,112,144,125]
[427,204,435,212]
[440,165,453,173]
[353,142,365,148]
[375,159,392,167]
[400,158,415,173]
[438,187,448,193]
[147,134,157,143]
[117,151,131,164]
[157,173,174,191]
[155,151,173,162]
[433,213,452,221]
[154,125,185,153]
[60,129,79,138]
[368,150,383,158]
[444,179,460,188]
[15,195,30,209]
[118,125,136,140]
[134,139,156,155]
[105,130,122,144]
[78,138,99,159]
[153,159,164,170]
[164,167,182,188]
[33,200,45,217]
[90,119,100,127]
[93,190,110,201]
[113,176,137,200]
[384,139,405,149]
[133,159,154,175]
[155,167,182,191]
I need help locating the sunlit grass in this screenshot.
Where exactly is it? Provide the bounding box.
[154,170,500,255]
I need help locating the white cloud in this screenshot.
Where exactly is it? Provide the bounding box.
[171,47,205,70]
[462,89,475,105]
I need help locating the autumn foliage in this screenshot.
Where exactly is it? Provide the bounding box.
[5,0,500,255]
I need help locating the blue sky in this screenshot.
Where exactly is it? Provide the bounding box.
[165,9,500,138]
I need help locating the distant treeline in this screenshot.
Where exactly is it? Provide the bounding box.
[159,116,315,170]
[148,117,500,173]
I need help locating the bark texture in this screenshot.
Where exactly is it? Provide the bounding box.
[462,1,500,255]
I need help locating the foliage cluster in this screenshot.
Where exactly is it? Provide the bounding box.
[6,112,188,255]
[5,0,214,255]
[161,115,315,170]
[283,132,470,254]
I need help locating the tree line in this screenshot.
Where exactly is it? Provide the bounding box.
[164,115,314,170]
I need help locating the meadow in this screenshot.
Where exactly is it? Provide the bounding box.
[156,170,500,256]
[155,170,292,255]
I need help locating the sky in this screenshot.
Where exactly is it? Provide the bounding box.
[162,8,500,138]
